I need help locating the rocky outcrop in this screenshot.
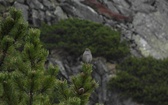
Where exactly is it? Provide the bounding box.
[0,0,68,26]
[1,0,168,59]
[80,0,132,22]
[47,49,143,105]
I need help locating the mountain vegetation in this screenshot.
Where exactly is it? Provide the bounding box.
[40,18,130,61]
[108,56,168,105]
[0,7,97,105]
[2,6,167,105]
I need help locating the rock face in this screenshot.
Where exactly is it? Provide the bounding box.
[1,0,168,59]
[0,0,67,26]
[47,49,143,105]
[1,0,168,104]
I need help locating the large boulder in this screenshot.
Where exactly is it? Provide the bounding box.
[133,11,168,59]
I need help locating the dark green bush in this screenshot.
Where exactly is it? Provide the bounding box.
[40,18,130,61]
[108,56,168,105]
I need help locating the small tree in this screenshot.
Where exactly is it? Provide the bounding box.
[0,7,58,105]
[0,7,98,105]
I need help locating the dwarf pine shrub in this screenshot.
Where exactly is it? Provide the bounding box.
[108,56,168,105]
[40,18,130,61]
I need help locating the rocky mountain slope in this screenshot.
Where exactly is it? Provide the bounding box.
[1,0,168,105]
[1,0,168,59]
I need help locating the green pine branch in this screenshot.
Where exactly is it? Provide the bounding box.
[55,64,98,105]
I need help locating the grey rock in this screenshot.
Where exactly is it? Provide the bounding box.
[105,1,119,13]
[48,58,69,79]
[55,60,69,79]
[14,2,29,21]
[31,10,45,26]
[0,0,4,2]
[106,0,132,16]
[31,9,40,26]
[45,10,53,25]
[17,0,25,3]
[61,0,104,23]
[27,0,44,9]
[132,3,156,13]
[156,0,168,14]
[71,65,82,74]
[113,0,131,8]
[133,12,168,59]
[39,11,45,21]
[92,71,101,84]
[129,0,157,13]
[93,58,108,75]
[60,2,77,16]
[6,0,15,3]
[43,0,52,9]
[54,6,68,21]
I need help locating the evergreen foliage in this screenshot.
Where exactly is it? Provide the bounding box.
[55,64,98,105]
[108,56,168,105]
[40,18,130,61]
[0,7,58,105]
[0,8,98,105]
